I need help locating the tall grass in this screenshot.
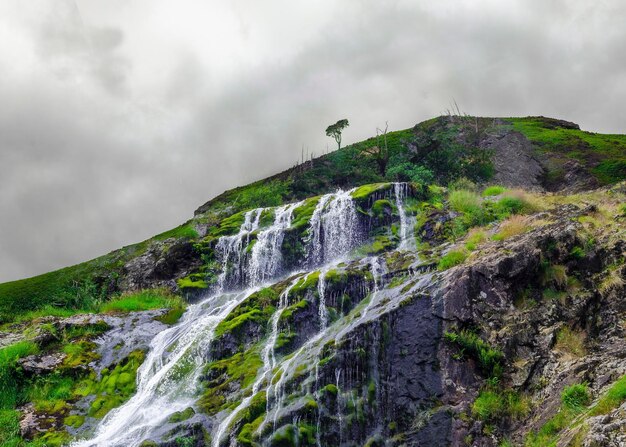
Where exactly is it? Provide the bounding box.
[0,341,39,409]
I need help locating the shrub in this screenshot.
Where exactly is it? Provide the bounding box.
[438,250,468,270]
[482,185,507,197]
[562,383,590,411]
[386,163,434,184]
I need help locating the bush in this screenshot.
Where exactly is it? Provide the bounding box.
[438,250,468,270]
[386,162,434,184]
[561,383,590,411]
[482,185,507,197]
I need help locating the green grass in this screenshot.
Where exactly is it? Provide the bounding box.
[444,330,503,378]
[99,289,185,313]
[482,185,507,197]
[0,341,39,409]
[472,390,529,423]
[438,250,468,270]
[561,383,590,411]
[590,374,626,416]
[507,117,626,185]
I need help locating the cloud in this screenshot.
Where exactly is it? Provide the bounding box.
[0,0,625,281]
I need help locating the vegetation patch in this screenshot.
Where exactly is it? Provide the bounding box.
[438,250,468,270]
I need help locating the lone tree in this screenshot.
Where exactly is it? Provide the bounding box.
[325,119,349,150]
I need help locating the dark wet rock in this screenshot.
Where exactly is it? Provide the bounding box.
[121,239,202,292]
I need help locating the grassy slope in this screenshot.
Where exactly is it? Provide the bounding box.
[505,117,626,185]
[1,116,624,322]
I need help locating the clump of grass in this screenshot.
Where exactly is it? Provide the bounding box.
[561,383,590,411]
[444,330,503,378]
[449,190,482,214]
[590,374,626,416]
[482,185,507,197]
[465,228,487,251]
[99,289,185,313]
[554,326,586,358]
[542,264,568,290]
[472,390,530,423]
[438,249,468,270]
[492,215,531,241]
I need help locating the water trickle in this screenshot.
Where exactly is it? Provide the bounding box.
[394,182,414,250]
[335,368,344,446]
[317,268,328,330]
[212,275,303,447]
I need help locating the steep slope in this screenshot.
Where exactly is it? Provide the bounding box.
[0,116,625,447]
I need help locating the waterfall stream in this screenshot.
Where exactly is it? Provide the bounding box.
[74,186,412,447]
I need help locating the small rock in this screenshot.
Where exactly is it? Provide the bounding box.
[18,352,66,374]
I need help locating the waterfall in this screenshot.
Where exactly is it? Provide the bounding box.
[307,190,359,266]
[248,202,301,285]
[394,182,414,250]
[77,188,367,447]
[71,289,257,447]
[212,275,303,447]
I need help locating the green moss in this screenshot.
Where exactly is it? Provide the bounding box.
[351,183,391,201]
[176,276,208,290]
[155,307,186,325]
[291,197,320,230]
[153,222,198,241]
[64,414,85,428]
[371,199,393,218]
[75,350,146,418]
[199,348,263,415]
[62,341,100,369]
[168,407,195,423]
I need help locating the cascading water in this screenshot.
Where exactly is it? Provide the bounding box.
[317,268,329,330]
[77,189,365,447]
[71,289,257,447]
[307,189,359,266]
[394,182,414,250]
[248,202,301,285]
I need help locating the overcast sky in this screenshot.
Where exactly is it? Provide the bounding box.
[0,0,624,282]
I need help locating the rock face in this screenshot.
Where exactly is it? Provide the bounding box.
[18,352,66,374]
[483,127,545,191]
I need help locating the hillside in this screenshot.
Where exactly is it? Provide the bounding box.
[0,115,624,447]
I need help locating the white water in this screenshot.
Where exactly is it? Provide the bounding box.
[394,182,414,250]
[249,202,301,285]
[317,267,329,330]
[307,189,359,266]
